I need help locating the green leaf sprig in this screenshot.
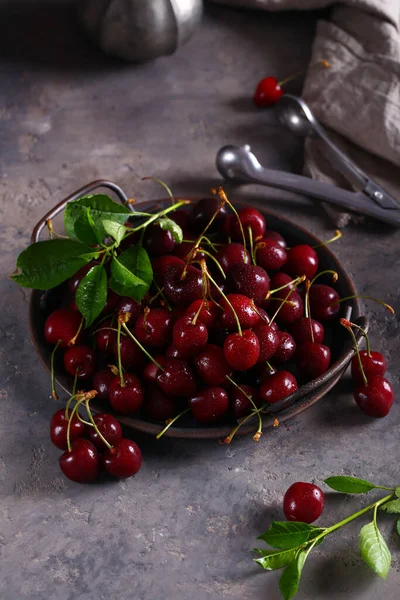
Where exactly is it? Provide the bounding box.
[10,193,186,327]
[255,475,400,600]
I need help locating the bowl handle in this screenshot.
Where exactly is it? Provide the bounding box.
[31,180,129,243]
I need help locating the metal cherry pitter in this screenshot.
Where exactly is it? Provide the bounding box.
[216,95,400,227]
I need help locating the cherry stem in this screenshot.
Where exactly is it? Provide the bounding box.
[217,187,248,263]
[198,248,226,279]
[313,230,342,249]
[310,269,338,287]
[130,200,189,233]
[186,201,226,266]
[205,267,242,336]
[66,393,87,452]
[183,237,224,250]
[304,279,315,342]
[121,322,165,371]
[248,226,255,266]
[266,275,306,299]
[50,340,60,400]
[76,413,93,427]
[149,282,172,310]
[116,322,125,387]
[340,318,368,386]
[278,59,330,87]
[191,299,205,326]
[269,288,295,325]
[142,176,175,205]
[92,326,126,336]
[265,361,275,374]
[85,398,112,450]
[346,321,371,356]
[72,369,78,396]
[333,295,394,315]
[68,317,84,347]
[156,407,191,440]
[226,375,263,441]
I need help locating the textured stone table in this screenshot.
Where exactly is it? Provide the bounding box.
[1,2,399,599]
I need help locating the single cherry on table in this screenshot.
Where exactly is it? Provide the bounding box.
[283,482,325,523]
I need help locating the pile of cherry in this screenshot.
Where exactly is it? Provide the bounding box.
[43,195,394,482]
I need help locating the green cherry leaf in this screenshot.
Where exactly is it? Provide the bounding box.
[102,219,130,246]
[258,522,325,550]
[279,550,308,600]
[74,206,101,245]
[254,548,297,571]
[396,519,400,537]
[379,499,400,514]
[10,239,94,290]
[395,487,400,499]
[75,265,108,327]
[118,246,153,285]
[360,521,391,579]
[64,194,130,242]
[157,217,183,244]
[109,247,152,302]
[324,476,377,494]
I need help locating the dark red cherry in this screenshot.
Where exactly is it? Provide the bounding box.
[220,294,260,330]
[44,308,83,348]
[134,308,172,347]
[63,345,96,379]
[144,385,177,421]
[164,264,204,306]
[166,344,184,358]
[273,332,296,364]
[59,439,100,483]
[230,263,270,305]
[191,197,228,232]
[92,367,115,401]
[157,358,197,397]
[50,408,86,450]
[68,263,96,295]
[283,482,325,523]
[270,272,297,292]
[171,209,191,231]
[109,374,144,414]
[87,413,123,450]
[285,245,318,279]
[102,439,142,478]
[230,207,266,241]
[142,223,175,256]
[113,335,145,371]
[172,316,208,357]
[274,291,304,326]
[143,355,167,383]
[115,296,141,324]
[290,317,324,345]
[256,239,287,271]
[262,230,287,249]
[309,284,340,321]
[230,384,261,419]
[194,344,232,386]
[184,300,220,331]
[223,330,260,371]
[354,376,393,418]
[152,255,185,287]
[189,386,229,423]
[173,239,205,261]
[260,371,298,403]
[94,318,117,354]
[216,243,250,274]
[253,322,280,363]
[296,342,331,379]
[102,289,119,314]
[351,351,386,385]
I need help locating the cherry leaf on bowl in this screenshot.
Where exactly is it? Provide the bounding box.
[75,265,108,327]
[74,206,101,245]
[109,247,152,302]
[64,194,130,243]
[158,217,183,244]
[102,220,130,246]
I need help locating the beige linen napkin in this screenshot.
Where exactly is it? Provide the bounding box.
[215,0,400,226]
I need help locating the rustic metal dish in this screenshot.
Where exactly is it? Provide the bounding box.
[29,180,366,439]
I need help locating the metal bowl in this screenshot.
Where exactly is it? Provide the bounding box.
[29,181,366,439]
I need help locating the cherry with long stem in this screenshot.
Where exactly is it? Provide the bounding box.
[217,187,248,261]
[156,408,191,440]
[120,315,165,371]
[340,318,368,386]
[226,375,263,442]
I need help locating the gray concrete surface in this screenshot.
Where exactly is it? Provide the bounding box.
[1,2,399,599]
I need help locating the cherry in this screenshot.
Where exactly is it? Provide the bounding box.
[189,386,229,423]
[68,263,95,295]
[94,318,117,354]
[44,308,83,348]
[102,439,142,478]
[173,239,205,261]
[252,322,280,362]
[172,316,208,357]
[184,300,220,331]
[92,367,115,401]
[220,294,260,330]
[134,308,172,347]
[262,230,287,249]
[354,375,393,418]
[87,413,123,450]
[230,263,270,305]
[216,243,250,274]
[256,307,279,331]
[143,355,167,383]
[191,197,228,232]
[102,289,119,314]
[63,345,96,379]
[113,335,145,371]
[171,209,191,231]
[230,384,261,419]
[157,358,197,397]
[285,245,318,280]
[194,344,232,386]
[309,284,340,321]
[164,264,204,306]
[50,408,86,450]
[260,371,298,403]
[274,291,304,326]
[296,342,331,379]
[351,351,386,385]
[109,374,144,414]
[166,344,184,358]
[115,296,141,324]
[270,272,297,292]
[283,482,325,523]
[144,385,177,421]
[290,317,324,345]
[59,439,100,483]
[273,332,296,364]
[223,330,260,371]
[142,223,175,256]
[152,255,185,287]
[253,77,283,107]
[230,207,266,241]
[255,239,287,271]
